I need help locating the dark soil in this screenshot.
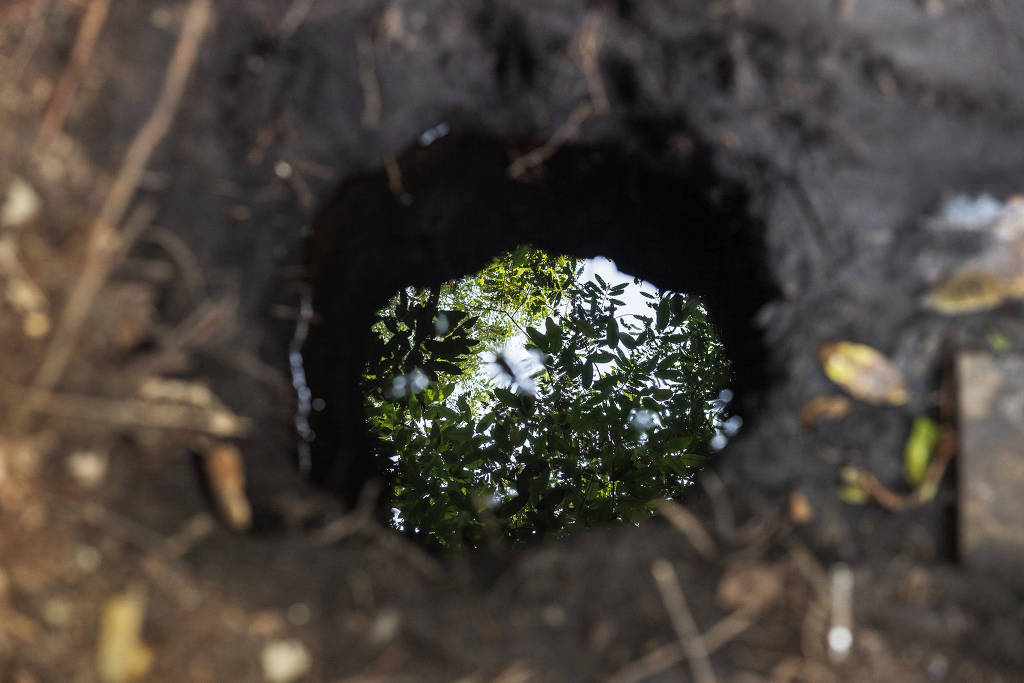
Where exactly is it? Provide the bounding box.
[0,1,1022,681]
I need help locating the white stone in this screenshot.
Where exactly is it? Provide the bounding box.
[261,639,312,683]
[0,177,41,228]
[66,450,108,488]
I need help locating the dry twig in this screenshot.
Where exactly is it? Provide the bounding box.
[783,537,833,663]
[574,11,609,114]
[657,499,718,560]
[34,0,112,150]
[651,558,717,683]
[40,493,205,608]
[0,604,46,645]
[126,297,234,377]
[276,0,319,41]
[505,11,613,179]
[605,607,753,683]
[310,481,444,580]
[770,656,840,683]
[840,425,955,512]
[308,481,382,546]
[357,33,382,127]
[9,0,51,82]
[205,343,290,392]
[507,102,594,179]
[698,469,737,542]
[13,385,250,438]
[140,224,206,302]
[17,0,213,432]
[384,156,404,198]
[370,525,445,580]
[161,513,216,559]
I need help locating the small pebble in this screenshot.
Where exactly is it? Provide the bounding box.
[5,276,47,313]
[541,604,566,627]
[927,654,950,680]
[75,545,102,572]
[261,639,312,683]
[274,161,293,179]
[828,625,853,657]
[42,597,72,628]
[369,608,401,644]
[286,602,310,626]
[149,6,174,29]
[66,450,108,488]
[1,177,41,228]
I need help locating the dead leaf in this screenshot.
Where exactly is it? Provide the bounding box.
[203,443,252,531]
[789,489,814,524]
[799,395,852,429]
[924,196,1024,314]
[97,587,153,683]
[816,342,908,405]
[924,270,1007,314]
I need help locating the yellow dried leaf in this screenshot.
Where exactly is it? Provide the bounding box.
[799,395,852,429]
[816,342,909,405]
[903,416,940,488]
[925,271,1006,314]
[97,587,153,683]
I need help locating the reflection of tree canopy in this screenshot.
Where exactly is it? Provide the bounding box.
[362,246,731,553]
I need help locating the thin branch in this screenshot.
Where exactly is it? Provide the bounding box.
[16,0,213,432]
[656,499,718,560]
[8,384,250,438]
[276,0,318,41]
[356,33,382,127]
[651,558,717,683]
[573,11,609,114]
[840,425,955,512]
[504,311,528,336]
[140,224,206,303]
[604,608,753,683]
[698,469,736,543]
[457,305,530,336]
[507,101,595,179]
[308,480,380,546]
[9,0,51,82]
[34,0,112,151]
